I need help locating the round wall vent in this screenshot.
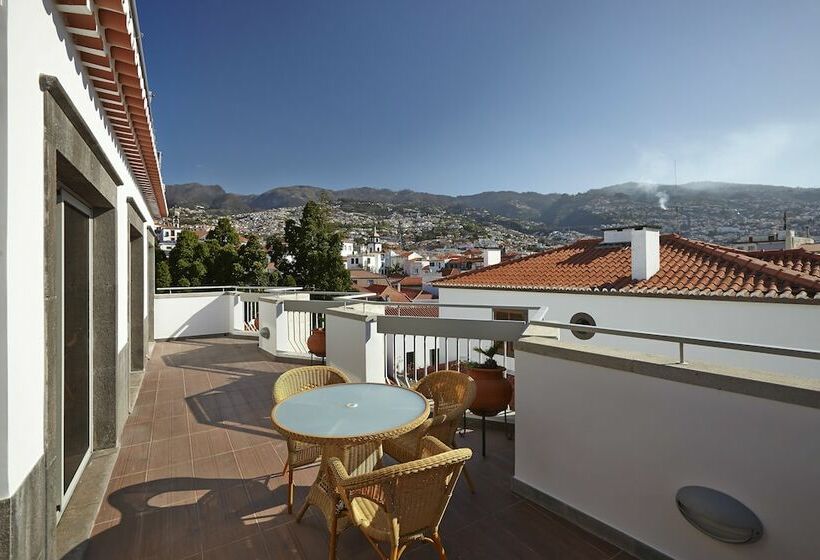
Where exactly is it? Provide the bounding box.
[676,486,763,544]
[569,312,596,340]
[259,326,270,339]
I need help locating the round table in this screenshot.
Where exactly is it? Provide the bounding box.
[271,383,429,559]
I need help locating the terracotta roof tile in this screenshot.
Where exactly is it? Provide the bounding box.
[434,234,820,301]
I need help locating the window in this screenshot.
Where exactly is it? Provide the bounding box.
[569,312,596,340]
[493,308,527,357]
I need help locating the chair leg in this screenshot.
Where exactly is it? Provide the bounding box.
[432,532,447,560]
[280,459,289,477]
[295,499,310,522]
[462,464,476,494]
[287,467,294,514]
[328,512,338,560]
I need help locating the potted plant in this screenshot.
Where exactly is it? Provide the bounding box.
[307,327,326,357]
[464,341,512,416]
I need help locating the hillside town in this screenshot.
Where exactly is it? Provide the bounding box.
[156,199,819,305]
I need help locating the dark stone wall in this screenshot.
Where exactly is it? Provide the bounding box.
[0,457,46,560]
[36,77,126,560]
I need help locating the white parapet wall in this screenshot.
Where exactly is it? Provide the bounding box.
[154,293,235,339]
[325,304,386,383]
[513,336,820,560]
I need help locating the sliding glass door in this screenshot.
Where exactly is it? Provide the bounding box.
[56,189,93,512]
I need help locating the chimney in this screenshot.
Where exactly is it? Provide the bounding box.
[602,225,661,280]
[482,248,501,267]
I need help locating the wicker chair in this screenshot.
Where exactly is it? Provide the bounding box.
[272,365,351,513]
[329,436,471,560]
[383,370,477,493]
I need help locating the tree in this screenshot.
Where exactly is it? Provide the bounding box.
[283,200,351,291]
[205,241,239,285]
[168,230,209,286]
[206,217,240,246]
[155,250,172,289]
[386,263,404,276]
[236,234,269,286]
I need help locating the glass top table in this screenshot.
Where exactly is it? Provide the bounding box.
[271,383,429,444]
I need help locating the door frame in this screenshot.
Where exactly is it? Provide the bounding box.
[55,186,94,518]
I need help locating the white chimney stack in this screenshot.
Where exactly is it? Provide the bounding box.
[602,225,661,280]
[482,248,501,267]
[630,226,660,280]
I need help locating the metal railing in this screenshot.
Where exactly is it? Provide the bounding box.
[378,314,531,387]
[156,285,302,294]
[531,320,820,364]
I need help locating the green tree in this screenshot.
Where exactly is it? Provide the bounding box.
[155,249,172,289]
[205,241,239,285]
[236,234,269,286]
[386,263,404,276]
[168,230,209,286]
[206,217,240,246]
[283,200,351,290]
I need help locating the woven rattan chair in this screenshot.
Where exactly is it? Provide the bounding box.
[383,370,477,493]
[330,436,471,560]
[272,365,351,513]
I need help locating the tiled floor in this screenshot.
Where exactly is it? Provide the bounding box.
[76,337,630,560]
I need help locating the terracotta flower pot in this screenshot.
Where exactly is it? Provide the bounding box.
[465,366,512,416]
[307,328,326,357]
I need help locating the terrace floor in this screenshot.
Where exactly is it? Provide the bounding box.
[78,337,632,560]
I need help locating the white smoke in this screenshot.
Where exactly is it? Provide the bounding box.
[656,191,669,210]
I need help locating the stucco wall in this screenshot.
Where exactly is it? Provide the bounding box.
[515,342,820,560]
[154,294,234,340]
[2,1,155,497]
[439,287,820,380]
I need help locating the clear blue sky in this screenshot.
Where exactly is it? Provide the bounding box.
[138,0,820,195]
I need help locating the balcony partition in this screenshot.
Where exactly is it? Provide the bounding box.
[154,286,298,340]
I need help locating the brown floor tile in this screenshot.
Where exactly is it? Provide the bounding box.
[85,338,625,560]
[202,532,268,560]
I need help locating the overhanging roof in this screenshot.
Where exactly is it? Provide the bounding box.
[55,0,167,217]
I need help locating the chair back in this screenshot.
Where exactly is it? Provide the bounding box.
[416,370,475,415]
[273,365,350,404]
[389,442,471,536]
[415,370,475,443]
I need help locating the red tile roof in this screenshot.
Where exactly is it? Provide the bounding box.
[434,234,820,301]
[398,276,423,287]
[55,0,166,217]
[744,249,820,277]
[364,285,411,303]
[385,305,439,317]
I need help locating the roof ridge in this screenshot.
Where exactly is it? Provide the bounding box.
[433,237,598,286]
[666,236,820,291]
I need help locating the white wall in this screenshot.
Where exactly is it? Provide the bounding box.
[325,306,386,383]
[515,344,820,560]
[154,294,234,340]
[1,2,155,497]
[439,288,820,380]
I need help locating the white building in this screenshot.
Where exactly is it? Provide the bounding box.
[155,215,181,253]
[731,228,815,252]
[340,239,355,257]
[435,225,820,379]
[0,1,165,555]
[344,228,385,273]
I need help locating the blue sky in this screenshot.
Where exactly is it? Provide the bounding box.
[139,0,820,195]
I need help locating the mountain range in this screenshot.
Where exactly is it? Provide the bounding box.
[166,181,820,235]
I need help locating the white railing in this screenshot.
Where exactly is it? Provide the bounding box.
[377,313,532,387]
[533,320,820,364]
[257,291,366,359]
[156,285,297,294]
